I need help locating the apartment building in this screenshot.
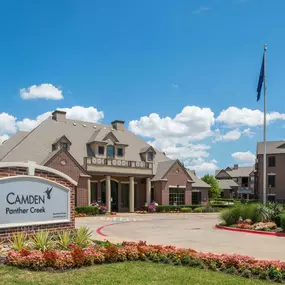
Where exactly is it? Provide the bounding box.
[215,164,255,199]
[0,110,209,212]
[256,141,285,202]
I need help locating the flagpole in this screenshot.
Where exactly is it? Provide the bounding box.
[263,44,267,205]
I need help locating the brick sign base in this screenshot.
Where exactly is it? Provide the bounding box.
[0,162,76,240]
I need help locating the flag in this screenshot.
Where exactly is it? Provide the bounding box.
[257,54,265,101]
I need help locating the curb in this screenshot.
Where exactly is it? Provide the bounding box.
[215,224,285,237]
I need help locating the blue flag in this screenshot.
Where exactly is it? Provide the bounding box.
[257,54,264,101]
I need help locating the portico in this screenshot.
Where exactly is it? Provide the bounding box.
[89,175,152,212]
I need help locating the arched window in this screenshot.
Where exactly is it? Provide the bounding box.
[107,145,115,158]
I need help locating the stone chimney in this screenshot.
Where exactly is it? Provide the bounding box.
[111,120,125,131]
[52,110,66,122]
[233,164,239,170]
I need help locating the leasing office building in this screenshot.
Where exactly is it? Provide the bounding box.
[0,110,208,212]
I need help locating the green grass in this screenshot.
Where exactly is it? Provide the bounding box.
[0,262,271,285]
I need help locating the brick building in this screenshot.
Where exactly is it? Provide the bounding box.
[0,110,209,212]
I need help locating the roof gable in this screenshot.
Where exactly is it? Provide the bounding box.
[215,170,232,179]
[103,131,119,143]
[162,160,192,182]
[140,146,157,154]
[53,135,72,146]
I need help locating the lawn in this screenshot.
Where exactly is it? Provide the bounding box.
[0,262,271,285]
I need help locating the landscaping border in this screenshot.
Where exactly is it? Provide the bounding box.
[215,224,285,237]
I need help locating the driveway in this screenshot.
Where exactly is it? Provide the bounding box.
[76,213,285,261]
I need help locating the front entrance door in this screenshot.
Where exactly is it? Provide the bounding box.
[101,180,118,211]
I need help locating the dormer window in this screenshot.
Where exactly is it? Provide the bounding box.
[147,152,154,161]
[60,142,68,150]
[52,135,71,152]
[117,147,124,157]
[98,146,105,155]
[107,145,115,158]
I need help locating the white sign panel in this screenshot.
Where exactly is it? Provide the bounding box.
[0,176,70,228]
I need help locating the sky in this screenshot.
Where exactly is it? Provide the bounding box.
[1,0,285,176]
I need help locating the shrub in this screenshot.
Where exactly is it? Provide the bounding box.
[75,206,99,216]
[220,206,242,226]
[256,204,273,222]
[9,232,28,251]
[56,231,73,250]
[30,231,53,251]
[280,213,285,232]
[181,207,193,213]
[73,226,92,248]
[275,213,283,227]
[193,207,204,213]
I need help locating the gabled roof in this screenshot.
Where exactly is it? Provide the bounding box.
[187,170,210,188]
[0,131,29,160]
[53,135,72,146]
[257,141,285,154]
[140,146,157,154]
[152,159,192,182]
[0,116,169,168]
[152,160,176,181]
[218,179,239,190]
[102,131,119,143]
[42,147,89,175]
[215,166,254,178]
[215,169,232,178]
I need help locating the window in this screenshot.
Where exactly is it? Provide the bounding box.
[169,188,185,205]
[60,142,68,150]
[121,184,129,208]
[268,156,276,167]
[107,145,114,158]
[117,148,123,157]
[250,176,254,182]
[147,152,153,161]
[98,146,105,155]
[268,175,276,188]
[192,191,202,205]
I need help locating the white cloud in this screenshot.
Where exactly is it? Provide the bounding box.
[20,84,64,100]
[60,106,104,123]
[16,112,51,131]
[214,128,255,142]
[129,106,214,141]
[0,134,9,145]
[15,106,104,132]
[216,107,285,127]
[0,113,17,134]
[184,157,218,176]
[232,151,255,164]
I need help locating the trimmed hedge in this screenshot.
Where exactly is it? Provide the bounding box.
[75,206,99,216]
[156,205,203,212]
[180,207,193,213]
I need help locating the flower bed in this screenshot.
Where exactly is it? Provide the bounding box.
[4,240,285,282]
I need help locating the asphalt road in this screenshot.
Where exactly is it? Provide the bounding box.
[76,213,285,261]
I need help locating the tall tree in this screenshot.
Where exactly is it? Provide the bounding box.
[201,174,221,199]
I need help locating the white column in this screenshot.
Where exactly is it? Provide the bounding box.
[87,178,91,205]
[129,176,134,212]
[106,176,111,212]
[146,177,151,205]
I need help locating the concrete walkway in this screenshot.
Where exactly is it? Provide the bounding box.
[76,213,285,261]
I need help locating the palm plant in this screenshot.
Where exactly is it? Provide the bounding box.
[9,232,28,251]
[30,231,53,251]
[73,226,92,248]
[56,231,73,250]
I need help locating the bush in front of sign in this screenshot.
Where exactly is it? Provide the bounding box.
[75,206,99,216]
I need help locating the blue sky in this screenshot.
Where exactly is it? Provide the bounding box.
[1,0,285,175]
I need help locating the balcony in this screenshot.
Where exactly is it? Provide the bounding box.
[84,157,153,176]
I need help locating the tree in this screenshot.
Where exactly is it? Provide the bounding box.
[201,174,221,199]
